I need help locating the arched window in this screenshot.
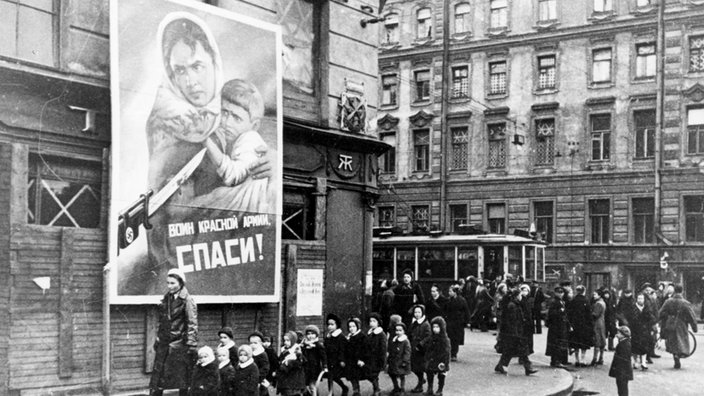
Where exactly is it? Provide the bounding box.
[454,3,471,34]
[417,8,432,39]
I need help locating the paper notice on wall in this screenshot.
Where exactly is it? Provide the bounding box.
[296,269,323,317]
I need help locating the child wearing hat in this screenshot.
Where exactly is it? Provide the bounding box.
[419,317,450,396]
[409,304,430,393]
[277,331,306,396]
[191,346,221,396]
[302,324,327,396]
[217,346,236,396]
[325,313,349,396]
[609,326,633,396]
[249,331,271,396]
[387,322,411,395]
[364,313,387,396]
[234,344,260,396]
[345,317,366,396]
[263,335,279,388]
[218,327,238,365]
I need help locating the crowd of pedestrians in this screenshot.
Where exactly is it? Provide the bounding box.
[149,267,699,396]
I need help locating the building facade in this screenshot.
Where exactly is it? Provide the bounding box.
[376,0,704,300]
[0,0,385,394]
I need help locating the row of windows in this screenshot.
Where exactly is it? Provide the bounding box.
[377,195,704,244]
[378,106,704,174]
[380,39,680,107]
[384,0,665,44]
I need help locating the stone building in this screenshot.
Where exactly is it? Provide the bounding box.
[0,0,385,394]
[376,0,704,297]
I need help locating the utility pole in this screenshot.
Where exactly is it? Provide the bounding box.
[439,0,451,232]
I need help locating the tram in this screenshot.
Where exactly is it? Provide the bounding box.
[372,232,547,291]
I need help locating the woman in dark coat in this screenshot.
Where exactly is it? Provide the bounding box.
[602,289,618,351]
[325,313,349,396]
[494,289,537,376]
[567,285,594,366]
[394,270,425,326]
[609,326,633,396]
[631,293,656,370]
[408,304,431,394]
[150,268,198,396]
[545,287,570,367]
[419,317,451,396]
[445,284,470,361]
[425,284,448,322]
[658,285,698,369]
[473,282,494,332]
[345,317,366,396]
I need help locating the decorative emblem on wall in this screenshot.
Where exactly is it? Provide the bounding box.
[339,78,367,133]
[377,113,400,131]
[409,110,434,127]
[327,150,362,180]
[683,83,704,102]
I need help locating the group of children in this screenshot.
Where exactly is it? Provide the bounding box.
[190,304,451,396]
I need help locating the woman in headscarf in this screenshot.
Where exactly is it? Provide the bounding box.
[445,284,470,361]
[149,268,198,396]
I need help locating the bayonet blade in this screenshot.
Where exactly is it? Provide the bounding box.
[148,148,207,216]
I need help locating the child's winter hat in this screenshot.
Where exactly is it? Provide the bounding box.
[326,313,342,329]
[394,322,407,331]
[238,344,253,359]
[218,327,234,340]
[368,312,383,327]
[284,330,298,344]
[410,303,426,316]
[248,330,264,342]
[347,317,362,331]
[304,324,320,337]
[618,326,631,338]
[167,268,186,287]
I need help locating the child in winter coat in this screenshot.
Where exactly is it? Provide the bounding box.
[609,326,634,396]
[277,331,306,396]
[345,317,366,396]
[249,331,271,396]
[419,317,450,396]
[263,335,280,388]
[325,313,349,396]
[364,312,388,396]
[218,327,238,366]
[191,346,221,396]
[387,322,412,395]
[302,324,327,396]
[409,304,431,394]
[217,346,236,396]
[234,345,260,396]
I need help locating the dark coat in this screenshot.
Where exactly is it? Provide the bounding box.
[219,363,236,396]
[529,286,545,316]
[363,328,388,377]
[658,294,698,356]
[276,347,306,395]
[233,362,260,396]
[190,360,220,396]
[324,330,347,380]
[301,339,327,382]
[608,338,633,381]
[387,335,412,376]
[394,282,425,324]
[498,298,528,357]
[567,294,594,349]
[631,304,655,355]
[616,294,635,327]
[409,318,431,373]
[345,331,366,381]
[445,295,470,345]
[519,297,534,354]
[604,295,618,336]
[150,287,198,390]
[419,317,450,373]
[464,282,478,314]
[264,347,278,384]
[252,352,269,396]
[426,295,448,322]
[380,288,395,328]
[545,297,570,357]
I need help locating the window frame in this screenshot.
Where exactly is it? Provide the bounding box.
[634,42,656,80]
[378,205,396,228]
[688,34,704,74]
[631,196,655,244]
[0,0,59,67]
[383,13,400,45]
[416,7,433,40]
[414,69,432,102]
[488,60,508,96]
[449,202,469,232]
[591,47,613,84]
[484,201,507,235]
[534,117,556,166]
[413,128,431,172]
[633,108,656,159]
[487,122,507,169]
[450,125,470,170]
[379,131,397,174]
[682,194,704,243]
[451,64,470,99]
[590,112,612,161]
[587,197,612,245]
[489,0,509,31]
[536,54,557,91]
[531,200,555,243]
[453,2,472,35]
[411,204,431,232]
[282,186,317,240]
[381,73,398,107]
[686,106,704,155]
[538,0,558,22]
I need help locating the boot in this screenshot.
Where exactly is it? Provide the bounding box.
[400,376,406,395]
[436,375,445,396]
[425,375,435,396]
[674,356,681,369]
[494,363,507,374]
[524,361,538,376]
[410,374,424,393]
[608,337,615,351]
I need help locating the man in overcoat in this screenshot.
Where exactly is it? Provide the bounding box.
[658,284,698,369]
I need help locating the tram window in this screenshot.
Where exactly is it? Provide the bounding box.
[373,248,394,280]
[397,249,415,278]
[458,247,479,279]
[536,247,545,281]
[418,247,454,279]
[526,246,536,280]
[508,246,522,277]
